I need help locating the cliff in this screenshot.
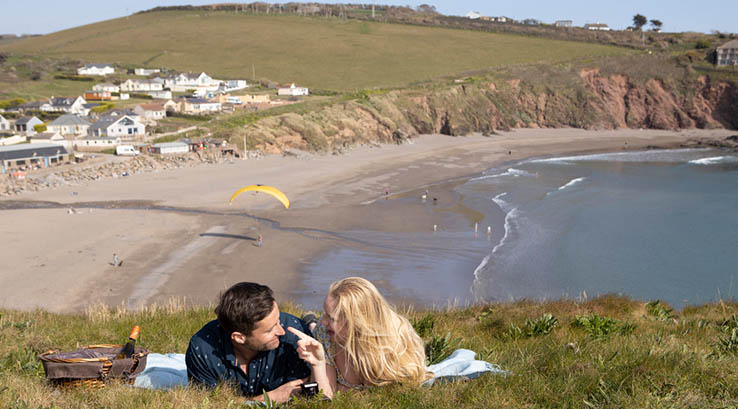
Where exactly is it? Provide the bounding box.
[229,70,738,154]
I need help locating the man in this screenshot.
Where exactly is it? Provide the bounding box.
[186,282,311,402]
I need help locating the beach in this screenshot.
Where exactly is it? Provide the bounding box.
[0,128,734,313]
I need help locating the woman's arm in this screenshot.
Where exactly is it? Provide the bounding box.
[287,327,339,399]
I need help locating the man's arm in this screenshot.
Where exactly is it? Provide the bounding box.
[249,379,304,403]
[185,340,220,388]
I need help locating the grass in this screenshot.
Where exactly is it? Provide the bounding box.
[1,295,738,408]
[0,11,630,92]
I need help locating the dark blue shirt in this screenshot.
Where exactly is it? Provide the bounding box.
[185,313,311,396]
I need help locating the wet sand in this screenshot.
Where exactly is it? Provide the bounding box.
[0,128,733,312]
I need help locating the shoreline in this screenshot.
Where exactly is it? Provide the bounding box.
[0,128,735,313]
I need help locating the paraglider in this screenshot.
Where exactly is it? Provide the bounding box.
[229,185,290,209]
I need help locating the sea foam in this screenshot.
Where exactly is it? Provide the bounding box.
[689,156,738,165]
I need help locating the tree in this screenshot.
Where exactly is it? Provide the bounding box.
[650,19,663,31]
[633,14,647,30]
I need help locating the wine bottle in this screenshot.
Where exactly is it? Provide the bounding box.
[115,325,140,359]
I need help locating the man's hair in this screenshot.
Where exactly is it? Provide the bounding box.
[215,282,275,336]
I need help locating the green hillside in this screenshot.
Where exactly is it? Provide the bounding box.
[1,11,631,91]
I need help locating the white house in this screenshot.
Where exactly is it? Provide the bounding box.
[0,114,9,131]
[180,98,221,114]
[145,89,173,99]
[555,20,573,28]
[584,23,611,31]
[151,142,189,154]
[88,115,145,138]
[92,83,120,93]
[165,72,220,92]
[14,116,44,136]
[48,114,92,136]
[45,96,87,115]
[134,68,161,76]
[133,103,167,124]
[29,131,64,145]
[120,78,165,92]
[77,64,115,76]
[465,11,481,19]
[277,83,309,96]
[76,135,122,148]
[220,80,248,92]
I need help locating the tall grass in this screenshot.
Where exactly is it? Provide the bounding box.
[1,295,738,407]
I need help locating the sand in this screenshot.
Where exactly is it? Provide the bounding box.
[0,128,733,312]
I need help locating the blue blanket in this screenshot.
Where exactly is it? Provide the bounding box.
[134,349,507,390]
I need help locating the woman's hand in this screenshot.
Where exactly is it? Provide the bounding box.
[288,327,326,367]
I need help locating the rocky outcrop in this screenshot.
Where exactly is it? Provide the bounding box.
[232,71,737,153]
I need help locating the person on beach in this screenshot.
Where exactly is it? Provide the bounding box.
[256,235,263,248]
[288,277,432,399]
[186,282,312,402]
[112,253,119,267]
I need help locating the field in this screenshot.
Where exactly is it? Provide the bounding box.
[0,11,631,92]
[1,296,737,408]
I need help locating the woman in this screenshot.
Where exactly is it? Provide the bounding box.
[288,277,432,398]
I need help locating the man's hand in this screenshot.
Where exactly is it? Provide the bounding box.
[261,379,304,403]
[288,327,326,367]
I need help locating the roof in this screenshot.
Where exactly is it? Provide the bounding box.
[29,132,61,140]
[153,142,189,148]
[49,114,91,127]
[138,103,165,111]
[79,134,120,140]
[717,39,738,50]
[185,98,215,104]
[15,116,41,125]
[0,143,67,161]
[94,82,117,87]
[83,103,101,109]
[83,63,113,69]
[50,97,79,107]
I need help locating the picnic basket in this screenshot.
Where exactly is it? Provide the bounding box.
[40,344,148,388]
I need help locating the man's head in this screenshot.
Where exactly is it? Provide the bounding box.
[215,282,285,352]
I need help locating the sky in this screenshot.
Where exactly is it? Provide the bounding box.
[0,0,734,36]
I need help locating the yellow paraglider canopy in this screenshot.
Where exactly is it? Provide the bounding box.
[229,185,290,209]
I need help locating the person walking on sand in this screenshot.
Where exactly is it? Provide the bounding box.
[257,235,263,248]
[113,253,119,267]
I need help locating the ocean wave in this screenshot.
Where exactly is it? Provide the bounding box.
[470,168,535,182]
[492,192,514,212]
[530,148,708,165]
[558,177,587,191]
[472,207,519,293]
[688,156,738,165]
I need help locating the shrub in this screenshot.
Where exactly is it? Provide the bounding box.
[645,300,676,321]
[33,124,47,133]
[572,314,636,338]
[53,74,94,81]
[695,39,711,49]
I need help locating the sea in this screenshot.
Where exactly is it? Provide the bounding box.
[298,148,738,310]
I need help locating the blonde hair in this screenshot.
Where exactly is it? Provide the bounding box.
[328,277,432,386]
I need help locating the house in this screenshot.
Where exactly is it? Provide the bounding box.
[716,39,738,66]
[164,72,219,92]
[134,68,161,76]
[14,116,44,136]
[0,143,68,172]
[465,11,481,19]
[277,83,309,96]
[160,99,179,113]
[48,114,92,136]
[220,80,248,92]
[120,78,165,92]
[28,131,64,145]
[493,16,511,23]
[75,134,122,148]
[77,64,115,76]
[0,114,9,131]
[151,142,189,155]
[584,23,611,31]
[180,98,221,114]
[133,103,166,124]
[92,83,120,93]
[523,18,541,25]
[18,100,53,113]
[145,89,173,99]
[47,96,87,114]
[0,135,27,146]
[554,20,573,28]
[88,115,145,138]
[84,90,112,101]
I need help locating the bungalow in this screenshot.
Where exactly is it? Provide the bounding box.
[0,143,69,172]
[584,23,611,31]
[48,114,92,136]
[120,78,165,92]
[220,80,248,92]
[162,99,179,113]
[84,90,112,101]
[164,72,220,92]
[92,83,120,93]
[14,116,44,136]
[151,141,189,155]
[134,68,161,76]
[18,100,53,113]
[465,11,481,19]
[716,39,738,66]
[77,64,115,76]
[75,134,122,148]
[277,83,309,96]
[555,20,573,28]
[0,114,9,131]
[29,131,64,145]
[180,98,221,114]
[145,89,173,99]
[133,103,166,124]
[88,115,145,138]
[47,96,87,115]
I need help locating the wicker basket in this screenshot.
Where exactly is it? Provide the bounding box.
[40,344,148,389]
